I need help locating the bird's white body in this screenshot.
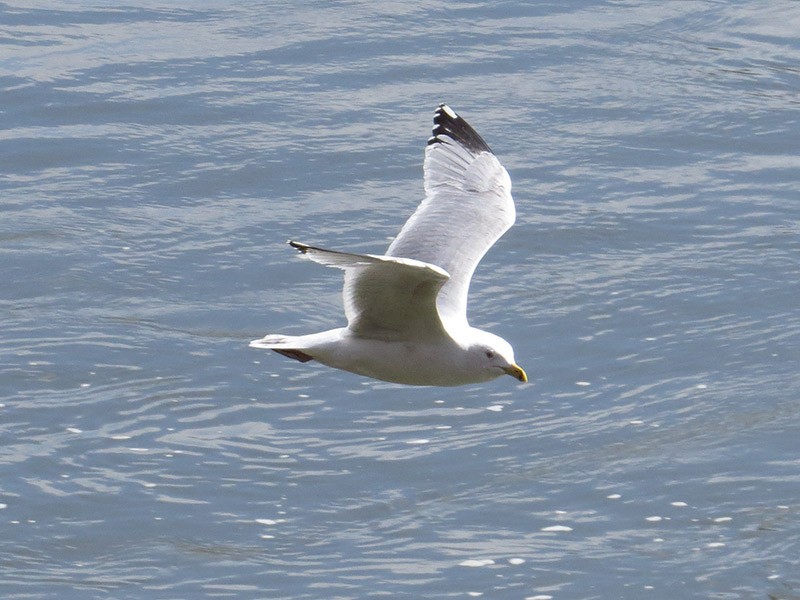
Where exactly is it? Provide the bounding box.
[252,326,516,386]
[250,104,527,386]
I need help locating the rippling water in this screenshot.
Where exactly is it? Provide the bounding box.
[2,1,799,598]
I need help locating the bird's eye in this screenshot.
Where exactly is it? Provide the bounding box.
[485,350,495,359]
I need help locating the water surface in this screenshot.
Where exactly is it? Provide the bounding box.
[2,1,799,598]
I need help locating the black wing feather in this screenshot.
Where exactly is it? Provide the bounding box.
[427,103,493,154]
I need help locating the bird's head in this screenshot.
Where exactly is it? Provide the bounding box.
[468,330,527,383]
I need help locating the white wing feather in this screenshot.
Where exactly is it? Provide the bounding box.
[287,241,450,341]
[386,104,515,330]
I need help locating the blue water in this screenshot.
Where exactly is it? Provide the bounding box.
[2,1,799,598]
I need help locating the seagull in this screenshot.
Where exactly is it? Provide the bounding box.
[250,104,527,386]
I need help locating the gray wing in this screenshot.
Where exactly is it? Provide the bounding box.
[287,241,450,341]
[386,104,515,330]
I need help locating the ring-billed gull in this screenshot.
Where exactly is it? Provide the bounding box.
[250,104,526,386]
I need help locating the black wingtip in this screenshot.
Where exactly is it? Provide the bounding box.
[428,103,493,154]
[287,240,310,253]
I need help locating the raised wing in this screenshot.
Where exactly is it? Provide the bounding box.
[287,241,450,341]
[386,104,515,330]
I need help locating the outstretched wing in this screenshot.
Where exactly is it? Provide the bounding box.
[386,104,515,330]
[287,241,450,341]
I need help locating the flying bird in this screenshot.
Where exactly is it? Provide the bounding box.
[250,104,526,386]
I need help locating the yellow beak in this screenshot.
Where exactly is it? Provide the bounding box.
[504,364,528,383]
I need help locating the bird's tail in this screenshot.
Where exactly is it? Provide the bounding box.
[249,334,314,363]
